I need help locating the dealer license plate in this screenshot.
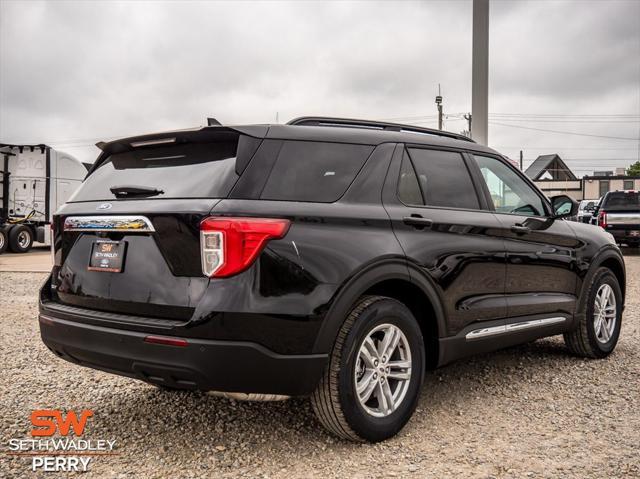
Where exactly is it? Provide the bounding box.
[88,240,126,273]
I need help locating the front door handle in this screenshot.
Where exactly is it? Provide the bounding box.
[403,216,433,228]
[510,224,531,234]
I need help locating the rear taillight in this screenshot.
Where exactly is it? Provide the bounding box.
[200,217,291,278]
[598,211,607,228]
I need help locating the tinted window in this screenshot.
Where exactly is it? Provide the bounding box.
[407,148,479,209]
[474,155,546,216]
[603,191,640,210]
[70,141,239,201]
[397,152,424,205]
[260,141,373,202]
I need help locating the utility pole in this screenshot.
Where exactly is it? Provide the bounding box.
[471,0,489,145]
[519,150,523,171]
[435,84,443,130]
[464,113,472,138]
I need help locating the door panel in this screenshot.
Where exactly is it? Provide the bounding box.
[383,145,507,336]
[496,215,579,317]
[471,154,580,318]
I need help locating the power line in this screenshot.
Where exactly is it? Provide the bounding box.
[489,121,640,141]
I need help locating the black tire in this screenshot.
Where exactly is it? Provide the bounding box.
[0,226,8,254]
[311,295,425,442]
[564,267,622,359]
[8,224,34,253]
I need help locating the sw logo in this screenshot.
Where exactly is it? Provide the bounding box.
[31,409,93,436]
[9,410,115,473]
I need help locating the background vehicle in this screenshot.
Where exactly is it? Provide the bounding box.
[0,143,88,254]
[39,118,625,442]
[577,199,598,223]
[594,190,640,247]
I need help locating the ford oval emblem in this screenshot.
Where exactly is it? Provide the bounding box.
[97,203,112,210]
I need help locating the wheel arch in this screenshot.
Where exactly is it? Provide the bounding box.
[312,258,446,369]
[577,246,626,317]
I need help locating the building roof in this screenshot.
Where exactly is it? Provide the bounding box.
[525,154,577,181]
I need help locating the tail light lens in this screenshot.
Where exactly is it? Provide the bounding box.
[598,211,607,228]
[200,217,290,277]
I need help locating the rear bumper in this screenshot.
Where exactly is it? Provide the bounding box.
[606,228,640,242]
[38,312,327,396]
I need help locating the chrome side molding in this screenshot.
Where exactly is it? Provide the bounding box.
[465,316,566,341]
[64,215,155,233]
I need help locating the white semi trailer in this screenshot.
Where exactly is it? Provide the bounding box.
[0,143,89,254]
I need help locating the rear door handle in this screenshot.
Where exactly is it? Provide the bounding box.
[403,216,433,228]
[510,225,531,234]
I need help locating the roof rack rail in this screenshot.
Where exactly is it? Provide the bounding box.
[286,116,474,143]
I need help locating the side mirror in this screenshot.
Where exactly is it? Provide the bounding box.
[550,194,578,219]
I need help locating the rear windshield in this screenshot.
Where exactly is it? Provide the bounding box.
[69,141,239,202]
[602,191,640,210]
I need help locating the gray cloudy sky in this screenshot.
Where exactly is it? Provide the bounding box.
[1,0,639,175]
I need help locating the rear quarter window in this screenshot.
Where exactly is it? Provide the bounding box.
[259,141,374,202]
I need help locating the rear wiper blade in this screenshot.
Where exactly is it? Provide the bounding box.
[110,185,164,198]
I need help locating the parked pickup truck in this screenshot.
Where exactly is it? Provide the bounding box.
[595,190,640,247]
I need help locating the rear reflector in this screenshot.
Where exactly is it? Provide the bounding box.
[200,217,291,278]
[144,336,189,347]
[39,315,55,326]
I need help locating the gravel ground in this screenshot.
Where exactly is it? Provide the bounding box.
[1,252,639,478]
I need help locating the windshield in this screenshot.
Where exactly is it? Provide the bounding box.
[69,141,239,202]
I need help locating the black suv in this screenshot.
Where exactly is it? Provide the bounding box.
[39,117,626,442]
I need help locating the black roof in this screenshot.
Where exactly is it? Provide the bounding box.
[97,118,500,158]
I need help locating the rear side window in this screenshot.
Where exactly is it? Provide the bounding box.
[260,141,373,202]
[406,148,479,209]
[603,191,640,210]
[70,140,239,202]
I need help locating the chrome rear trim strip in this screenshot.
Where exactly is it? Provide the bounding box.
[466,316,566,341]
[64,215,155,233]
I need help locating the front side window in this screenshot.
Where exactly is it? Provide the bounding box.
[406,148,479,209]
[474,155,546,217]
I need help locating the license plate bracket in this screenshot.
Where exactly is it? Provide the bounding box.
[88,240,127,273]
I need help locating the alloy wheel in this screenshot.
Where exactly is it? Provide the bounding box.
[594,283,616,343]
[354,323,412,418]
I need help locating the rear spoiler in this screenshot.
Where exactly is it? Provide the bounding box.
[89,125,269,177]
